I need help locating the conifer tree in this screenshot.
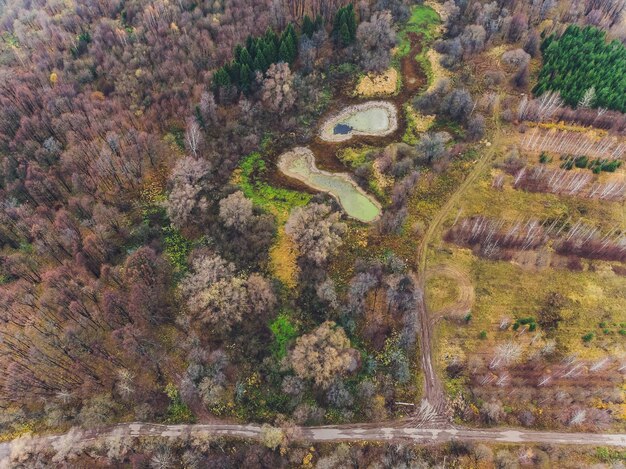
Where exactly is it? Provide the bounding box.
[239,63,252,90]
[212,67,231,89]
[303,15,315,38]
[340,21,351,46]
[333,4,357,46]
[279,40,292,63]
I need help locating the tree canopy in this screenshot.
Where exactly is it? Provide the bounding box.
[535,25,626,112]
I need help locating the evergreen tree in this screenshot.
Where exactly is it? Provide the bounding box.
[535,25,626,112]
[333,4,357,46]
[265,28,280,48]
[239,63,252,90]
[245,35,255,52]
[303,15,315,38]
[253,54,266,73]
[264,42,277,65]
[239,47,253,68]
[228,61,241,86]
[279,40,292,63]
[346,4,357,41]
[212,67,231,89]
[339,22,351,47]
[234,44,244,63]
[315,15,324,31]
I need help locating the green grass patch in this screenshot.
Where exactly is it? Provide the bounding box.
[162,225,192,277]
[396,5,440,58]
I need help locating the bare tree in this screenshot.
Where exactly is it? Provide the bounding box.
[260,62,296,115]
[285,203,346,265]
[185,118,203,158]
[460,25,486,56]
[489,341,522,370]
[290,321,356,388]
[219,191,253,230]
[166,157,213,229]
[356,11,397,73]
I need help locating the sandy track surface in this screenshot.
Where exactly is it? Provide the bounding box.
[1,421,623,464]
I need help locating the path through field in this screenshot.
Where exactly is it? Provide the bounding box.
[412,133,501,421]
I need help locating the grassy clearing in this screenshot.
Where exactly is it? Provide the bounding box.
[396,5,440,58]
[354,68,399,97]
[235,152,311,287]
[425,274,461,313]
[426,142,626,378]
[402,105,435,145]
[433,246,626,363]
[237,152,311,214]
[476,171,622,232]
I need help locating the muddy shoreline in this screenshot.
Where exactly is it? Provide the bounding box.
[265,33,428,196]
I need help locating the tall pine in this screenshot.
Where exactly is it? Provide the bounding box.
[302,15,315,38]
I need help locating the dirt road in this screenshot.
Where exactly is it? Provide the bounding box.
[1,421,623,463]
[412,135,500,416]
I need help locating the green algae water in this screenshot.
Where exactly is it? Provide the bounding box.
[337,107,391,134]
[278,149,381,223]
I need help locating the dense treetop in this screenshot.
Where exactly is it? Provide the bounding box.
[535,25,626,112]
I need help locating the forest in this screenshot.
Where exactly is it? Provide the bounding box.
[535,24,626,112]
[1,0,626,466]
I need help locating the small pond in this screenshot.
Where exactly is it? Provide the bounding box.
[320,101,398,142]
[278,148,381,223]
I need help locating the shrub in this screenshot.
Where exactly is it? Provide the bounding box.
[582,332,594,343]
[539,152,551,163]
[574,155,589,168]
[270,313,298,358]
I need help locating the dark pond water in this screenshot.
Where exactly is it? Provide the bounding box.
[333,123,353,135]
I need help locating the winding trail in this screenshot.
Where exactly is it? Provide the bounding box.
[412,134,501,419]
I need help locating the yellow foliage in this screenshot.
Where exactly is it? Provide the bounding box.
[269,225,299,290]
[135,68,143,78]
[487,44,508,59]
[355,68,399,97]
[425,49,448,91]
[246,372,261,387]
[302,452,314,466]
[403,105,435,145]
[170,22,179,32]
[527,121,608,137]
[49,71,58,85]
